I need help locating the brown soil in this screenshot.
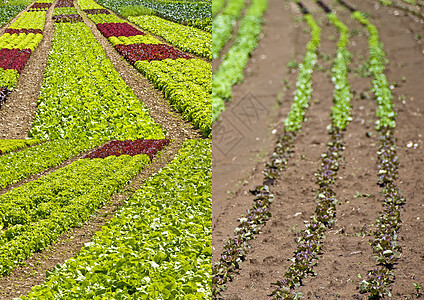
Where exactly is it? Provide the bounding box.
[213,0,424,298]
[0,140,183,299]
[0,0,56,139]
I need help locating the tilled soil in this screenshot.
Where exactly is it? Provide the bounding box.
[213,0,424,299]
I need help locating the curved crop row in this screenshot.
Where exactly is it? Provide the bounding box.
[212,0,268,121]
[0,153,151,276]
[212,8,321,298]
[80,0,212,137]
[271,4,353,297]
[8,11,47,30]
[22,139,212,299]
[0,33,43,51]
[29,21,165,140]
[0,139,41,155]
[0,138,105,189]
[128,15,212,60]
[212,0,247,59]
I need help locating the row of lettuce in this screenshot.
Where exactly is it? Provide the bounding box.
[0,138,212,299]
[212,0,268,121]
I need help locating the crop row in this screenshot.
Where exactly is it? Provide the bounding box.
[350,8,405,298]
[135,59,212,136]
[0,138,105,189]
[29,21,165,140]
[212,0,268,121]
[271,4,353,298]
[0,139,41,155]
[9,11,47,30]
[0,33,43,50]
[87,12,125,24]
[96,0,211,31]
[0,153,151,276]
[84,139,170,160]
[80,0,212,136]
[108,34,161,46]
[128,15,212,60]
[212,8,321,298]
[21,139,212,299]
[212,0,247,59]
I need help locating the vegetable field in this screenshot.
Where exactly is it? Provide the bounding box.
[213,0,424,299]
[0,0,211,298]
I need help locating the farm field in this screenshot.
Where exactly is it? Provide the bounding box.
[213,0,424,299]
[0,0,211,298]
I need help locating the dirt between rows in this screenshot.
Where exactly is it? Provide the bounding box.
[213,0,424,299]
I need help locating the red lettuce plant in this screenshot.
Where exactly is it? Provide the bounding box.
[96,22,145,38]
[115,43,191,64]
[83,9,110,15]
[0,48,32,73]
[55,0,74,8]
[84,139,170,160]
[53,14,83,23]
[29,3,52,9]
[4,29,43,35]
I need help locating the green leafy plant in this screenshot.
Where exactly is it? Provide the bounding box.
[128,15,211,60]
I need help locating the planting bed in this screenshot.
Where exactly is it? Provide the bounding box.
[213,0,424,299]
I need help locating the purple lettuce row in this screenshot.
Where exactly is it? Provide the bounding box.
[96,22,145,38]
[0,48,32,73]
[270,128,345,299]
[29,3,52,9]
[83,9,110,15]
[55,0,74,8]
[83,139,170,160]
[0,87,12,109]
[53,14,83,23]
[212,132,296,299]
[4,29,43,35]
[359,127,405,298]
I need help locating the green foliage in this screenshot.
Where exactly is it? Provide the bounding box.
[0,68,18,89]
[212,0,225,17]
[87,13,125,24]
[187,17,211,32]
[108,34,161,46]
[352,11,396,129]
[0,33,43,51]
[22,139,212,299]
[77,0,103,9]
[0,138,105,189]
[30,22,165,140]
[0,154,151,276]
[212,0,268,121]
[327,13,352,130]
[135,59,211,137]
[0,5,26,27]
[129,15,211,60]
[283,14,320,132]
[53,7,78,16]
[96,0,211,30]
[212,0,247,59]
[119,4,156,17]
[0,139,41,154]
[9,11,47,30]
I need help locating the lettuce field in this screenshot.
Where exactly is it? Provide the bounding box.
[0,0,211,298]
